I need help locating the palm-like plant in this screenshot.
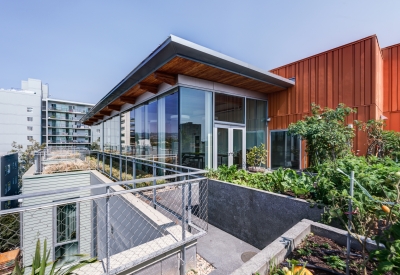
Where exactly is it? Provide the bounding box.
[13,239,97,275]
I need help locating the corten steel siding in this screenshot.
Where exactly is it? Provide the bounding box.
[268,36,384,167]
[383,43,400,132]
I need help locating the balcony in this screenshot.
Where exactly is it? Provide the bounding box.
[0,151,207,274]
[48,106,88,114]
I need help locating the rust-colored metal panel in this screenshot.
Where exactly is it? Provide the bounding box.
[268,35,386,167]
[365,39,372,105]
[382,43,400,131]
[342,45,354,107]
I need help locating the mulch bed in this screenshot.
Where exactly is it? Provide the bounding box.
[280,234,377,275]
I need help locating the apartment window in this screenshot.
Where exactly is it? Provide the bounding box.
[27,107,33,113]
[27,145,32,149]
[27,117,33,122]
[4,165,10,176]
[55,203,78,264]
[27,126,33,131]
[96,129,100,133]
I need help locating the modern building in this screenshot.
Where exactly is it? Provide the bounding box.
[0,153,19,210]
[42,98,94,148]
[81,35,400,169]
[0,79,47,154]
[0,78,94,151]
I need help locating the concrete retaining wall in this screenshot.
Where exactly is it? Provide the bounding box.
[207,179,324,249]
[231,219,378,275]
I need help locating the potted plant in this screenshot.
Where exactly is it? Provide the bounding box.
[246,143,268,172]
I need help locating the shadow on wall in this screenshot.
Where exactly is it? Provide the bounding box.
[206,179,323,250]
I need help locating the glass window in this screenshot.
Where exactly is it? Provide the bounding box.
[27,107,33,112]
[27,136,33,140]
[214,93,244,124]
[148,100,158,155]
[55,242,78,265]
[180,87,212,169]
[270,131,300,170]
[27,126,33,131]
[246,98,267,150]
[158,91,178,157]
[57,203,77,243]
[27,117,33,121]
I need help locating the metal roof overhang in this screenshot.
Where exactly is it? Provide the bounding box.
[81,35,294,125]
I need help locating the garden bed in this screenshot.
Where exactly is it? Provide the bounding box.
[231,219,379,275]
[280,234,376,274]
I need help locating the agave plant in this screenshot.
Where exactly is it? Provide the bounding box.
[13,239,97,275]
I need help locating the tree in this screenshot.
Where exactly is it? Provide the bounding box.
[90,141,100,150]
[288,103,356,167]
[9,139,45,185]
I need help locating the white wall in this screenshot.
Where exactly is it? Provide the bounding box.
[21,168,92,266]
[0,89,42,154]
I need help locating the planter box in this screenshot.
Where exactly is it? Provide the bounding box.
[231,219,378,275]
[206,179,324,250]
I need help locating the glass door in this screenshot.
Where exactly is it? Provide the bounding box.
[214,125,245,169]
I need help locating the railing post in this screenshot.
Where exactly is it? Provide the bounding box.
[346,171,354,275]
[188,179,192,233]
[109,154,112,178]
[119,155,122,181]
[153,160,156,209]
[132,158,136,189]
[106,186,110,274]
[102,152,105,173]
[180,179,186,275]
[97,151,99,170]
[125,155,127,181]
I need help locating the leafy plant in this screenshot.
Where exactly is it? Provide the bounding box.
[297,248,312,257]
[246,143,267,168]
[288,103,356,166]
[13,239,97,275]
[323,255,346,270]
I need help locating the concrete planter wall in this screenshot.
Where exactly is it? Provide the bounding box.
[207,179,324,249]
[231,219,378,275]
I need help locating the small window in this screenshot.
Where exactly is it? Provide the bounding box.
[27,107,33,113]
[27,145,32,149]
[96,129,100,133]
[4,165,10,176]
[27,136,33,141]
[27,126,33,131]
[27,117,33,122]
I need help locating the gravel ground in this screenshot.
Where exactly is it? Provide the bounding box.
[187,254,215,275]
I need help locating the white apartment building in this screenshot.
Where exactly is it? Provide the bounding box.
[0,79,48,154]
[0,78,95,152]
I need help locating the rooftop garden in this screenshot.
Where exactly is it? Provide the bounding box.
[207,103,400,274]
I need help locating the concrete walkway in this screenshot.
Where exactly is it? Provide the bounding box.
[197,224,260,275]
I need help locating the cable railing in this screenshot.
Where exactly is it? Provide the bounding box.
[0,150,208,275]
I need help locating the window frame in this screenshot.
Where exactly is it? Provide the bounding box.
[27,107,33,113]
[269,129,302,170]
[53,202,80,262]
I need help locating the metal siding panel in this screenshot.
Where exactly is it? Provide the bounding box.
[310,57,316,105]
[354,43,361,106]
[391,48,397,111]
[342,45,354,106]
[303,60,309,113]
[383,49,390,112]
[333,50,339,107]
[327,51,333,107]
[365,39,372,105]
[318,55,326,106]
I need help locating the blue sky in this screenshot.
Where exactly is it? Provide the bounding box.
[1,1,399,104]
